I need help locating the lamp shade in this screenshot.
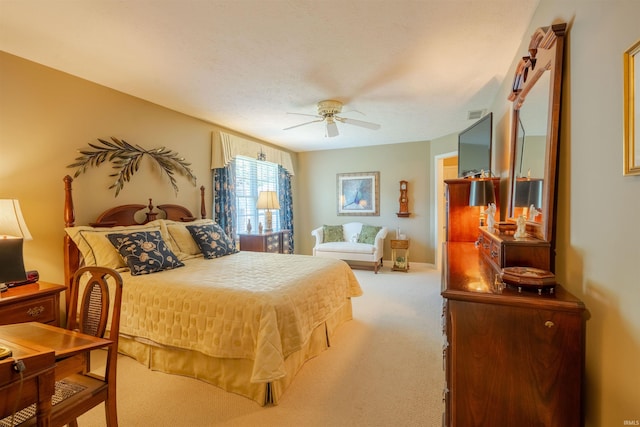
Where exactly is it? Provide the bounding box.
[0,199,32,239]
[0,237,27,283]
[514,179,543,208]
[468,180,495,206]
[256,191,280,210]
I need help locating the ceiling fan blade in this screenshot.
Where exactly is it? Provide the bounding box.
[337,117,381,130]
[326,121,339,138]
[287,112,321,118]
[283,118,324,131]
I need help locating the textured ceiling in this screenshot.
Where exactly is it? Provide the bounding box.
[0,0,539,152]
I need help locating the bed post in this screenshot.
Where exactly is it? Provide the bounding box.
[200,185,206,219]
[63,175,80,309]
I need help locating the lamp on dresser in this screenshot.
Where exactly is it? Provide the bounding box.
[514,178,543,222]
[468,179,496,228]
[0,199,32,291]
[256,191,280,232]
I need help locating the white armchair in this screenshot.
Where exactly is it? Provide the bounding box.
[311,222,388,273]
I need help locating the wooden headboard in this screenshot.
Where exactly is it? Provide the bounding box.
[62,175,206,295]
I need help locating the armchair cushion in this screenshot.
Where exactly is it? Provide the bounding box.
[322,225,344,242]
[357,225,382,244]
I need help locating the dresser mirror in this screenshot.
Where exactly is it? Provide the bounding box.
[508,23,566,243]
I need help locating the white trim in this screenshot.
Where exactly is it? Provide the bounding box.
[434,151,457,270]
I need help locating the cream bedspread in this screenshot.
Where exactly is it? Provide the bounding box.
[116,251,362,384]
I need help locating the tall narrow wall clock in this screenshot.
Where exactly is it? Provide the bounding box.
[397,180,410,217]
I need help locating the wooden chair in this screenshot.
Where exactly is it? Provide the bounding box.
[50,266,123,427]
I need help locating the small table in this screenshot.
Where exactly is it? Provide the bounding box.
[390,239,410,272]
[0,322,112,426]
[0,322,112,362]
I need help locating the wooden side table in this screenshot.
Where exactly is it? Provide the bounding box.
[391,239,410,272]
[239,230,291,254]
[0,282,66,326]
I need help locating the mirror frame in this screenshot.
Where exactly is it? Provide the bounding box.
[508,23,567,243]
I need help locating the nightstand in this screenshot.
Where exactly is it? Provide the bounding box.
[0,282,65,326]
[239,230,291,253]
[390,239,410,272]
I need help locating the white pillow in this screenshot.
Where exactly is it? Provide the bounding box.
[65,222,164,268]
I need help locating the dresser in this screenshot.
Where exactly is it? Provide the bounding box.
[238,230,290,253]
[441,242,585,426]
[0,282,65,326]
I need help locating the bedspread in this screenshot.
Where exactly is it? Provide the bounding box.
[116,251,362,383]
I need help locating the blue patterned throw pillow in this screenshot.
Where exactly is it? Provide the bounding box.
[107,231,184,275]
[186,223,238,259]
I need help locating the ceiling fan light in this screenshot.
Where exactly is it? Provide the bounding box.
[326,120,339,138]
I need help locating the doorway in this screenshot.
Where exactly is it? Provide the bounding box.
[434,152,458,270]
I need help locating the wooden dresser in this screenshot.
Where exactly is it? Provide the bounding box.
[238,230,290,254]
[0,282,65,326]
[441,242,585,426]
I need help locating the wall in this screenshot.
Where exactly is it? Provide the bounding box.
[485,1,640,425]
[297,141,431,263]
[0,52,297,284]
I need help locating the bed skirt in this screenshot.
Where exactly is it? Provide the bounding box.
[117,298,354,406]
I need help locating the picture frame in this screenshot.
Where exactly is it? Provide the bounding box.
[624,40,640,176]
[337,171,380,216]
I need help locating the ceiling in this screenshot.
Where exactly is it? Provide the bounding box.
[0,0,539,152]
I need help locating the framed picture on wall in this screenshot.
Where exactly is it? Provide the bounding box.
[624,39,640,176]
[337,171,380,216]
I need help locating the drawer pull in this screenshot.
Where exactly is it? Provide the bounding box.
[544,320,554,328]
[27,305,45,317]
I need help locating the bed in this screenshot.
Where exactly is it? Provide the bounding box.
[62,175,362,405]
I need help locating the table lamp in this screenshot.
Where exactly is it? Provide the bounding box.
[514,178,543,220]
[468,179,495,227]
[256,191,280,232]
[0,199,32,291]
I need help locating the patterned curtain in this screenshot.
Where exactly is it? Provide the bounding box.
[213,163,236,242]
[278,165,294,253]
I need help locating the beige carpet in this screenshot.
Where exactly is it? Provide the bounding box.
[79,262,445,426]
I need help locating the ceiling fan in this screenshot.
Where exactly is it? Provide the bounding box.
[283,100,381,137]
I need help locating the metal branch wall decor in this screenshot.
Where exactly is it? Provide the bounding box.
[68,137,197,196]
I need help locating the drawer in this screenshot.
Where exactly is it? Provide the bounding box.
[265,235,280,253]
[478,227,550,274]
[1,295,57,324]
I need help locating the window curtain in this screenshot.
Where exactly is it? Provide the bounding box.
[211,131,295,175]
[213,164,236,241]
[278,165,294,253]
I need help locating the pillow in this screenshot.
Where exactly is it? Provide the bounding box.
[107,231,184,275]
[65,222,163,268]
[358,225,382,244]
[322,225,344,243]
[186,223,238,259]
[166,218,215,257]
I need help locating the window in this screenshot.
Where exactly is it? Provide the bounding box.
[234,156,280,232]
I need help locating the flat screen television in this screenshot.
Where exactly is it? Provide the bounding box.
[458,112,492,178]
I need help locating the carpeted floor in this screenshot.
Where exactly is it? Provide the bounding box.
[78,262,445,426]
